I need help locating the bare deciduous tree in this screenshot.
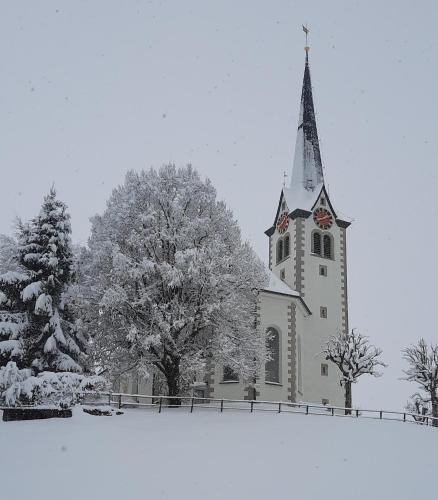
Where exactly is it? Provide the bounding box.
[324,329,386,414]
[403,339,438,427]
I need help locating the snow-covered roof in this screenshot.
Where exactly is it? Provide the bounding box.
[263,271,299,297]
[282,184,322,214]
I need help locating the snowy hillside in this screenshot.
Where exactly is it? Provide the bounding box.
[1,407,436,500]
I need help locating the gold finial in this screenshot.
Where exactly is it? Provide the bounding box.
[302,24,310,55]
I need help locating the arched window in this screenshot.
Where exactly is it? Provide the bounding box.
[323,234,332,259]
[276,239,283,263]
[312,231,321,255]
[284,235,290,257]
[265,327,280,383]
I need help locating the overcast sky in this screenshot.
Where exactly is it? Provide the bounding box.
[1,0,437,410]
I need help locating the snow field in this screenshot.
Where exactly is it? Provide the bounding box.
[1,406,436,500]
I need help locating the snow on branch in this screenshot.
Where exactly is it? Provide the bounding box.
[323,329,386,384]
[0,362,107,407]
[403,339,438,398]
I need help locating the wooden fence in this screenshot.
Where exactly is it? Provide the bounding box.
[96,392,438,428]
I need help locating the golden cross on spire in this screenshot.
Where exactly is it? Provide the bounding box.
[302,24,310,55]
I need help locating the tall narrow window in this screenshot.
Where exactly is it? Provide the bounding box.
[312,231,321,255]
[265,328,280,383]
[223,366,238,382]
[277,239,283,263]
[323,234,332,259]
[284,235,290,257]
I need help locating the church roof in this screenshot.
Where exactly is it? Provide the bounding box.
[287,51,324,211]
[264,271,299,297]
[262,271,312,315]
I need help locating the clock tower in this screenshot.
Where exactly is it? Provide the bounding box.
[264,48,351,405]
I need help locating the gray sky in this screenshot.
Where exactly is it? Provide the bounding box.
[1,0,437,410]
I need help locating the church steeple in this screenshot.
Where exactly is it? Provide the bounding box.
[290,50,324,193]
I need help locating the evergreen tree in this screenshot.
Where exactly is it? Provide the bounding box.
[0,189,87,374]
[18,188,85,373]
[0,270,29,367]
[0,234,29,367]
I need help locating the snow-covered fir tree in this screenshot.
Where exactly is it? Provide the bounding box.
[0,189,93,405]
[16,188,87,373]
[323,329,386,413]
[0,270,29,367]
[82,165,268,400]
[0,235,29,367]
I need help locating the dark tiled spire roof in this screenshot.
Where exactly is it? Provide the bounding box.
[290,52,324,192]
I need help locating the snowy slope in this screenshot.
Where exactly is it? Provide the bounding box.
[0,407,436,500]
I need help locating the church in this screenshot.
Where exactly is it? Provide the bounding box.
[208,47,351,407]
[120,46,351,407]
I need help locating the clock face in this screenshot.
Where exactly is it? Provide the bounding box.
[313,208,333,230]
[276,212,289,234]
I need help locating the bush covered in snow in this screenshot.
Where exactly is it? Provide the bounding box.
[0,361,107,407]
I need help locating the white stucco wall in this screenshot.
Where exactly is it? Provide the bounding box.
[211,292,308,403]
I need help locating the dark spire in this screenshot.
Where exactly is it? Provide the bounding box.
[290,50,324,192]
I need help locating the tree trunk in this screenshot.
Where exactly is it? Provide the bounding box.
[345,380,352,415]
[432,397,438,427]
[165,364,181,407]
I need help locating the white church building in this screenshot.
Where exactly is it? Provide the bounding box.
[120,49,351,407]
[208,49,351,407]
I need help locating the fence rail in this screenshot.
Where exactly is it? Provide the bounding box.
[90,392,438,428]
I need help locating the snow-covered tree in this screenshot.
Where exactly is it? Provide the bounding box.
[83,165,268,401]
[0,271,29,367]
[323,329,386,414]
[0,189,89,374]
[0,235,29,366]
[16,188,89,373]
[0,235,20,274]
[403,339,438,427]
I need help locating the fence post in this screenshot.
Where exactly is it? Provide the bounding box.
[158,397,162,413]
[306,405,309,415]
[403,413,406,422]
[278,402,281,413]
[379,411,382,420]
[250,401,254,413]
[221,399,224,413]
[108,392,111,406]
[426,416,429,426]
[118,394,122,409]
[190,397,194,413]
[331,407,334,416]
[356,409,359,418]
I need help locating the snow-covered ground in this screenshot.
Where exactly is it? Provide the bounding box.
[1,406,436,500]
